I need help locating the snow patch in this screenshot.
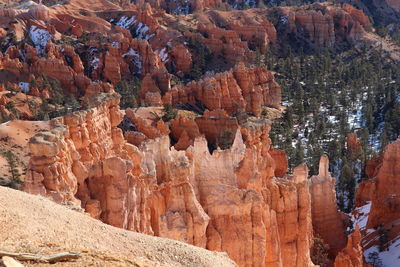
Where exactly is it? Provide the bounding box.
[122,49,142,74]
[115,16,136,29]
[18,82,29,93]
[92,57,100,70]
[29,26,52,55]
[350,201,371,230]
[364,237,400,267]
[112,16,154,41]
[155,48,168,63]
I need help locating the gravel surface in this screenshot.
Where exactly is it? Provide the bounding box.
[0,186,236,267]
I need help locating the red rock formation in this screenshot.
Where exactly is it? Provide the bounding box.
[366,138,400,229]
[196,8,277,56]
[28,4,50,21]
[281,3,372,47]
[166,63,281,116]
[354,179,375,207]
[269,148,288,178]
[169,44,192,74]
[334,225,368,267]
[24,95,316,266]
[195,24,250,65]
[287,9,336,46]
[0,54,23,77]
[124,107,168,142]
[292,164,309,183]
[351,139,400,262]
[170,115,201,150]
[195,109,239,145]
[24,93,129,203]
[365,155,383,179]
[347,133,362,160]
[309,155,347,259]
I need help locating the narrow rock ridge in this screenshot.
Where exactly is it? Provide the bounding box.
[309,155,348,259]
[354,138,400,252]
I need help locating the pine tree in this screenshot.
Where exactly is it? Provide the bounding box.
[293,141,304,167]
[37,100,50,120]
[162,104,177,122]
[339,164,355,212]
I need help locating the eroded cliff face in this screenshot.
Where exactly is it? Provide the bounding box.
[365,139,400,229]
[2,1,380,266]
[165,63,281,116]
[275,2,371,48]
[343,138,400,267]
[24,93,316,267]
[352,139,400,252]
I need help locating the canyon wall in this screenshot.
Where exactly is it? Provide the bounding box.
[365,138,400,229]
[24,92,316,267]
[165,63,281,116]
[353,138,400,253]
[1,1,379,266]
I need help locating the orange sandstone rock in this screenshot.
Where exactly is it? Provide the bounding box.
[269,148,288,178]
[25,97,316,266]
[334,225,369,267]
[366,138,400,229]
[166,63,281,116]
[309,155,347,259]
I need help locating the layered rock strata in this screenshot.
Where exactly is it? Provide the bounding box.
[24,93,315,267]
[165,63,281,116]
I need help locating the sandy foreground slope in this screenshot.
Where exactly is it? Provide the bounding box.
[0,186,236,267]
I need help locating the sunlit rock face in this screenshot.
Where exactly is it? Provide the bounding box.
[309,156,347,258]
[24,93,318,267]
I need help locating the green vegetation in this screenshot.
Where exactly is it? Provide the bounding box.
[115,78,141,109]
[217,130,234,150]
[265,44,399,211]
[367,251,383,267]
[186,37,213,81]
[162,104,178,122]
[0,149,23,190]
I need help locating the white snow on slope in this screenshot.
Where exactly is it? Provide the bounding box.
[92,57,100,70]
[364,237,400,267]
[351,201,400,267]
[18,82,29,93]
[122,48,142,74]
[155,48,168,63]
[113,16,155,41]
[115,16,136,29]
[350,201,371,230]
[29,26,52,54]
